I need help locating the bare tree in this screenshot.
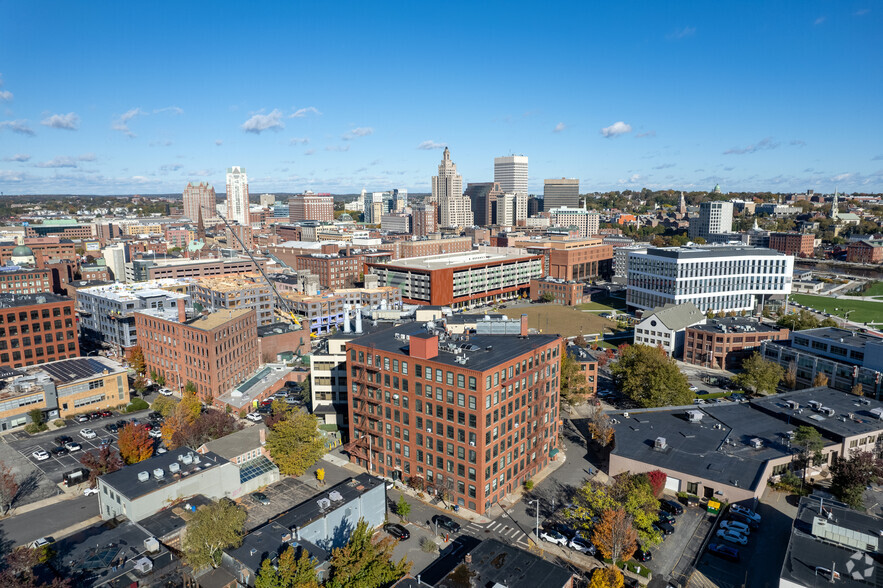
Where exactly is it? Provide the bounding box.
[587,404,614,447]
[0,462,18,515]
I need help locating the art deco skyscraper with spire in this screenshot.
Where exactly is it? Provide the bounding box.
[432,147,472,227]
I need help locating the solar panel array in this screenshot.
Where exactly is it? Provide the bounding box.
[239,456,277,484]
[40,357,111,383]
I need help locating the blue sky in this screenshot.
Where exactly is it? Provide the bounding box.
[1,1,881,195]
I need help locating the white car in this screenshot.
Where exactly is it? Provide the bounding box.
[32,449,50,461]
[83,487,99,496]
[716,528,748,545]
[149,429,163,438]
[569,537,596,555]
[246,412,264,422]
[159,388,173,396]
[539,529,568,546]
[720,520,751,536]
[730,504,762,523]
[64,441,82,452]
[689,385,699,392]
[79,428,97,439]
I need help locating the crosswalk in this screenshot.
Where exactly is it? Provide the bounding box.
[464,520,532,548]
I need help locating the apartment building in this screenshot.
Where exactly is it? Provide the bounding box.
[0,293,79,368]
[684,317,789,369]
[847,240,883,264]
[529,278,589,306]
[395,237,472,260]
[134,306,259,399]
[769,232,815,257]
[634,303,706,358]
[289,193,334,222]
[367,251,544,308]
[0,357,129,431]
[346,323,563,513]
[76,281,189,354]
[413,203,437,237]
[0,267,52,295]
[295,253,365,289]
[131,256,267,281]
[626,246,793,313]
[549,207,600,238]
[189,275,275,326]
[689,201,733,239]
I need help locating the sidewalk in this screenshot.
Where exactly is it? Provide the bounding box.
[487,451,569,519]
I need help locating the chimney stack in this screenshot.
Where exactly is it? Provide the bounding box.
[178,300,187,323]
[343,305,351,333]
[355,304,363,334]
[520,313,529,337]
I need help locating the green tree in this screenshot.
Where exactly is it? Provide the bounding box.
[255,546,320,588]
[734,352,784,396]
[183,499,248,570]
[830,451,883,509]
[177,389,203,425]
[266,413,327,476]
[560,351,589,406]
[567,473,661,545]
[151,395,178,417]
[396,496,411,522]
[326,518,411,588]
[609,344,692,408]
[540,292,555,303]
[793,425,825,489]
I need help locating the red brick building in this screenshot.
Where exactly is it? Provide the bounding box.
[847,240,883,264]
[294,250,394,289]
[395,238,472,260]
[346,325,563,514]
[134,307,259,400]
[684,317,789,369]
[289,194,334,222]
[529,278,589,305]
[567,345,598,399]
[769,232,815,257]
[0,268,52,295]
[0,293,79,368]
[413,203,437,237]
[79,265,111,282]
[0,238,77,265]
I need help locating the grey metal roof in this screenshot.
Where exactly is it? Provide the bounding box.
[100,447,227,501]
[690,317,782,334]
[644,302,705,331]
[642,245,786,259]
[0,292,72,309]
[199,424,266,461]
[795,327,883,349]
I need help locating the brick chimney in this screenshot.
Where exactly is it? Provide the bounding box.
[520,314,529,337]
[178,300,186,323]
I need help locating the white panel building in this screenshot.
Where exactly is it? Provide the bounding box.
[225,166,250,226]
[550,207,600,237]
[494,155,528,197]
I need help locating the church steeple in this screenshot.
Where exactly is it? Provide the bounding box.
[831,189,840,221]
[197,206,206,241]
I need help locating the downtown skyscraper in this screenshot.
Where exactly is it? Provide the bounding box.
[432,147,472,227]
[494,155,528,197]
[182,181,216,223]
[225,166,250,226]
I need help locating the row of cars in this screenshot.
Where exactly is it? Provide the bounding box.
[707,504,763,563]
[246,383,307,422]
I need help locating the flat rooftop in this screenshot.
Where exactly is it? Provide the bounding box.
[100,447,227,501]
[273,473,383,531]
[39,356,127,384]
[191,274,269,292]
[349,323,560,372]
[372,250,539,271]
[136,307,253,331]
[640,245,788,259]
[690,317,783,334]
[216,364,293,409]
[0,293,71,308]
[794,327,883,348]
[751,387,883,440]
[79,280,189,301]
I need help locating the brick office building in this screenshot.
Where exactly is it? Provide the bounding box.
[289,193,334,222]
[346,323,563,514]
[0,238,77,266]
[529,278,589,305]
[0,268,52,295]
[684,317,790,370]
[847,240,883,264]
[0,293,79,369]
[295,250,392,289]
[769,232,815,257]
[134,307,259,400]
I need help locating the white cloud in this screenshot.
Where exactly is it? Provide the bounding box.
[0,170,26,181]
[304,149,315,156]
[160,163,184,172]
[112,108,144,137]
[152,106,183,115]
[343,127,374,140]
[3,154,30,162]
[325,145,351,152]
[35,156,78,168]
[78,153,97,162]
[814,16,826,25]
[553,122,567,133]
[832,172,853,182]
[290,106,321,118]
[417,140,445,150]
[215,139,223,146]
[241,109,285,134]
[667,26,696,39]
[0,120,35,136]
[635,130,656,138]
[723,137,780,155]
[40,112,80,130]
[600,121,632,138]
[289,137,310,145]
[0,90,11,102]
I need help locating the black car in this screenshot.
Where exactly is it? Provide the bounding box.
[657,511,677,526]
[50,446,69,456]
[250,492,270,505]
[105,423,119,433]
[431,514,461,533]
[384,523,410,540]
[659,499,684,516]
[653,521,675,536]
[116,420,129,429]
[634,548,652,562]
[54,435,73,446]
[707,542,740,562]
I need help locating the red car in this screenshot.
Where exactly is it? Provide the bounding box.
[100,410,113,418]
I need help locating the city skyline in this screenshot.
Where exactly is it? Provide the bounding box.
[1,1,881,195]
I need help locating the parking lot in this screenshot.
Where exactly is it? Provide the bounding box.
[643,499,706,579]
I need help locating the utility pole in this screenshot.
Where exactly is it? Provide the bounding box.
[530,499,540,543]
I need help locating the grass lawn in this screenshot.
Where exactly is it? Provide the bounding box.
[862,281,883,297]
[576,296,628,312]
[501,306,618,337]
[790,294,883,325]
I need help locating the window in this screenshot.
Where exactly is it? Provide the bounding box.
[468,377,476,391]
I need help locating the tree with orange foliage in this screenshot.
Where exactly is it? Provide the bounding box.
[118,423,154,464]
[589,566,624,588]
[592,508,637,564]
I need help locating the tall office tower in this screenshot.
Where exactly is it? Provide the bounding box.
[393,189,408,211]
[494,155,528,197]
[432,147,472,227]
[183,182,216,223]
[689,201,734,239]
[544,178,580,210]
[413,203,437,237]
[515,192,527,223]
[225,166,249,225]
[465,182,502,227]
[527,196,542,217]
[289,192,334,222]
[259,193,276,208]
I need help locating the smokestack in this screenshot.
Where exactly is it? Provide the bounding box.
[178,300,186,323]
[355,304,363,334]
[520,314,528,337]
[343,305,351,333]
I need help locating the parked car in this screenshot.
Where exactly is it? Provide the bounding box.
[89,412,102,420]
[720,520,751,536]
[707,543,740,562]
[730,504,762,523]
[569,536,596,555]
[727,512,761,529]
[100,410,113,418]
[83,487,99,496]
[64,441,82,452]
[689,385,699,392]
[716,529,748,545]
[75,414,89,423]
[545,522,576,540]
[246,412,264,422]
[653,521,675,536]
[50,446,69,456]
[149,429,163,438]
[32,449,50,461]
[115,420,129,429]
[657,511,677,526]
[29,537,53,549]
[105,423,119,433]
[54,435,73,445]
[250,492,271,505]
[79,428,97,439]
[159,388,174,396]
[634,548,652,562]
[660,499,684,516]
[539,529,568,546]
[384,523,410,540]
[431,515,461,533]
[99,438,113,446]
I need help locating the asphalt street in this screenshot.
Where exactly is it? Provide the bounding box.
[0,494,99,547]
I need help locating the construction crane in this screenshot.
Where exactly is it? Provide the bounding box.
[214,211,303,330]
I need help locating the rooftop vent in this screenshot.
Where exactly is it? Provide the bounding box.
[786,400,799,410]
[153,468,164,479]
[137,471,150,482]
[144,537,160,553]
[871,408,883,420]
[821,407,835,417]
[808,400,822,411]
[750,438,764,449]
[654,437,667,450]
[169,462,181,473]
[317,497,331,510]
[686,410,704,423]
[329,491,344,502]
[181,453,193,465]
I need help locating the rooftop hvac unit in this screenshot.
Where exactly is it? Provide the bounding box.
[654,437,667,450]
[623,412,630,419]
[137,471,150,482]
[317,497,331,510]
[181,453,193,465]
[871,408,883,420]
[193,455,201,464]
[153,468,164,479]
[750,438,764,449]
[821,407,835,417]
[169,462,180,473]
[144,537,160,553]
[808,400,822,411]
[686,410,704,423]
[328,491,344,502]
[786,400,799,410]
[133,557,153,574]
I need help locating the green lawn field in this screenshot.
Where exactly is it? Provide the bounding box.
[790,294,883,325]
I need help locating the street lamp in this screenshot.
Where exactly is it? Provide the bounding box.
[529,499,540,543]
